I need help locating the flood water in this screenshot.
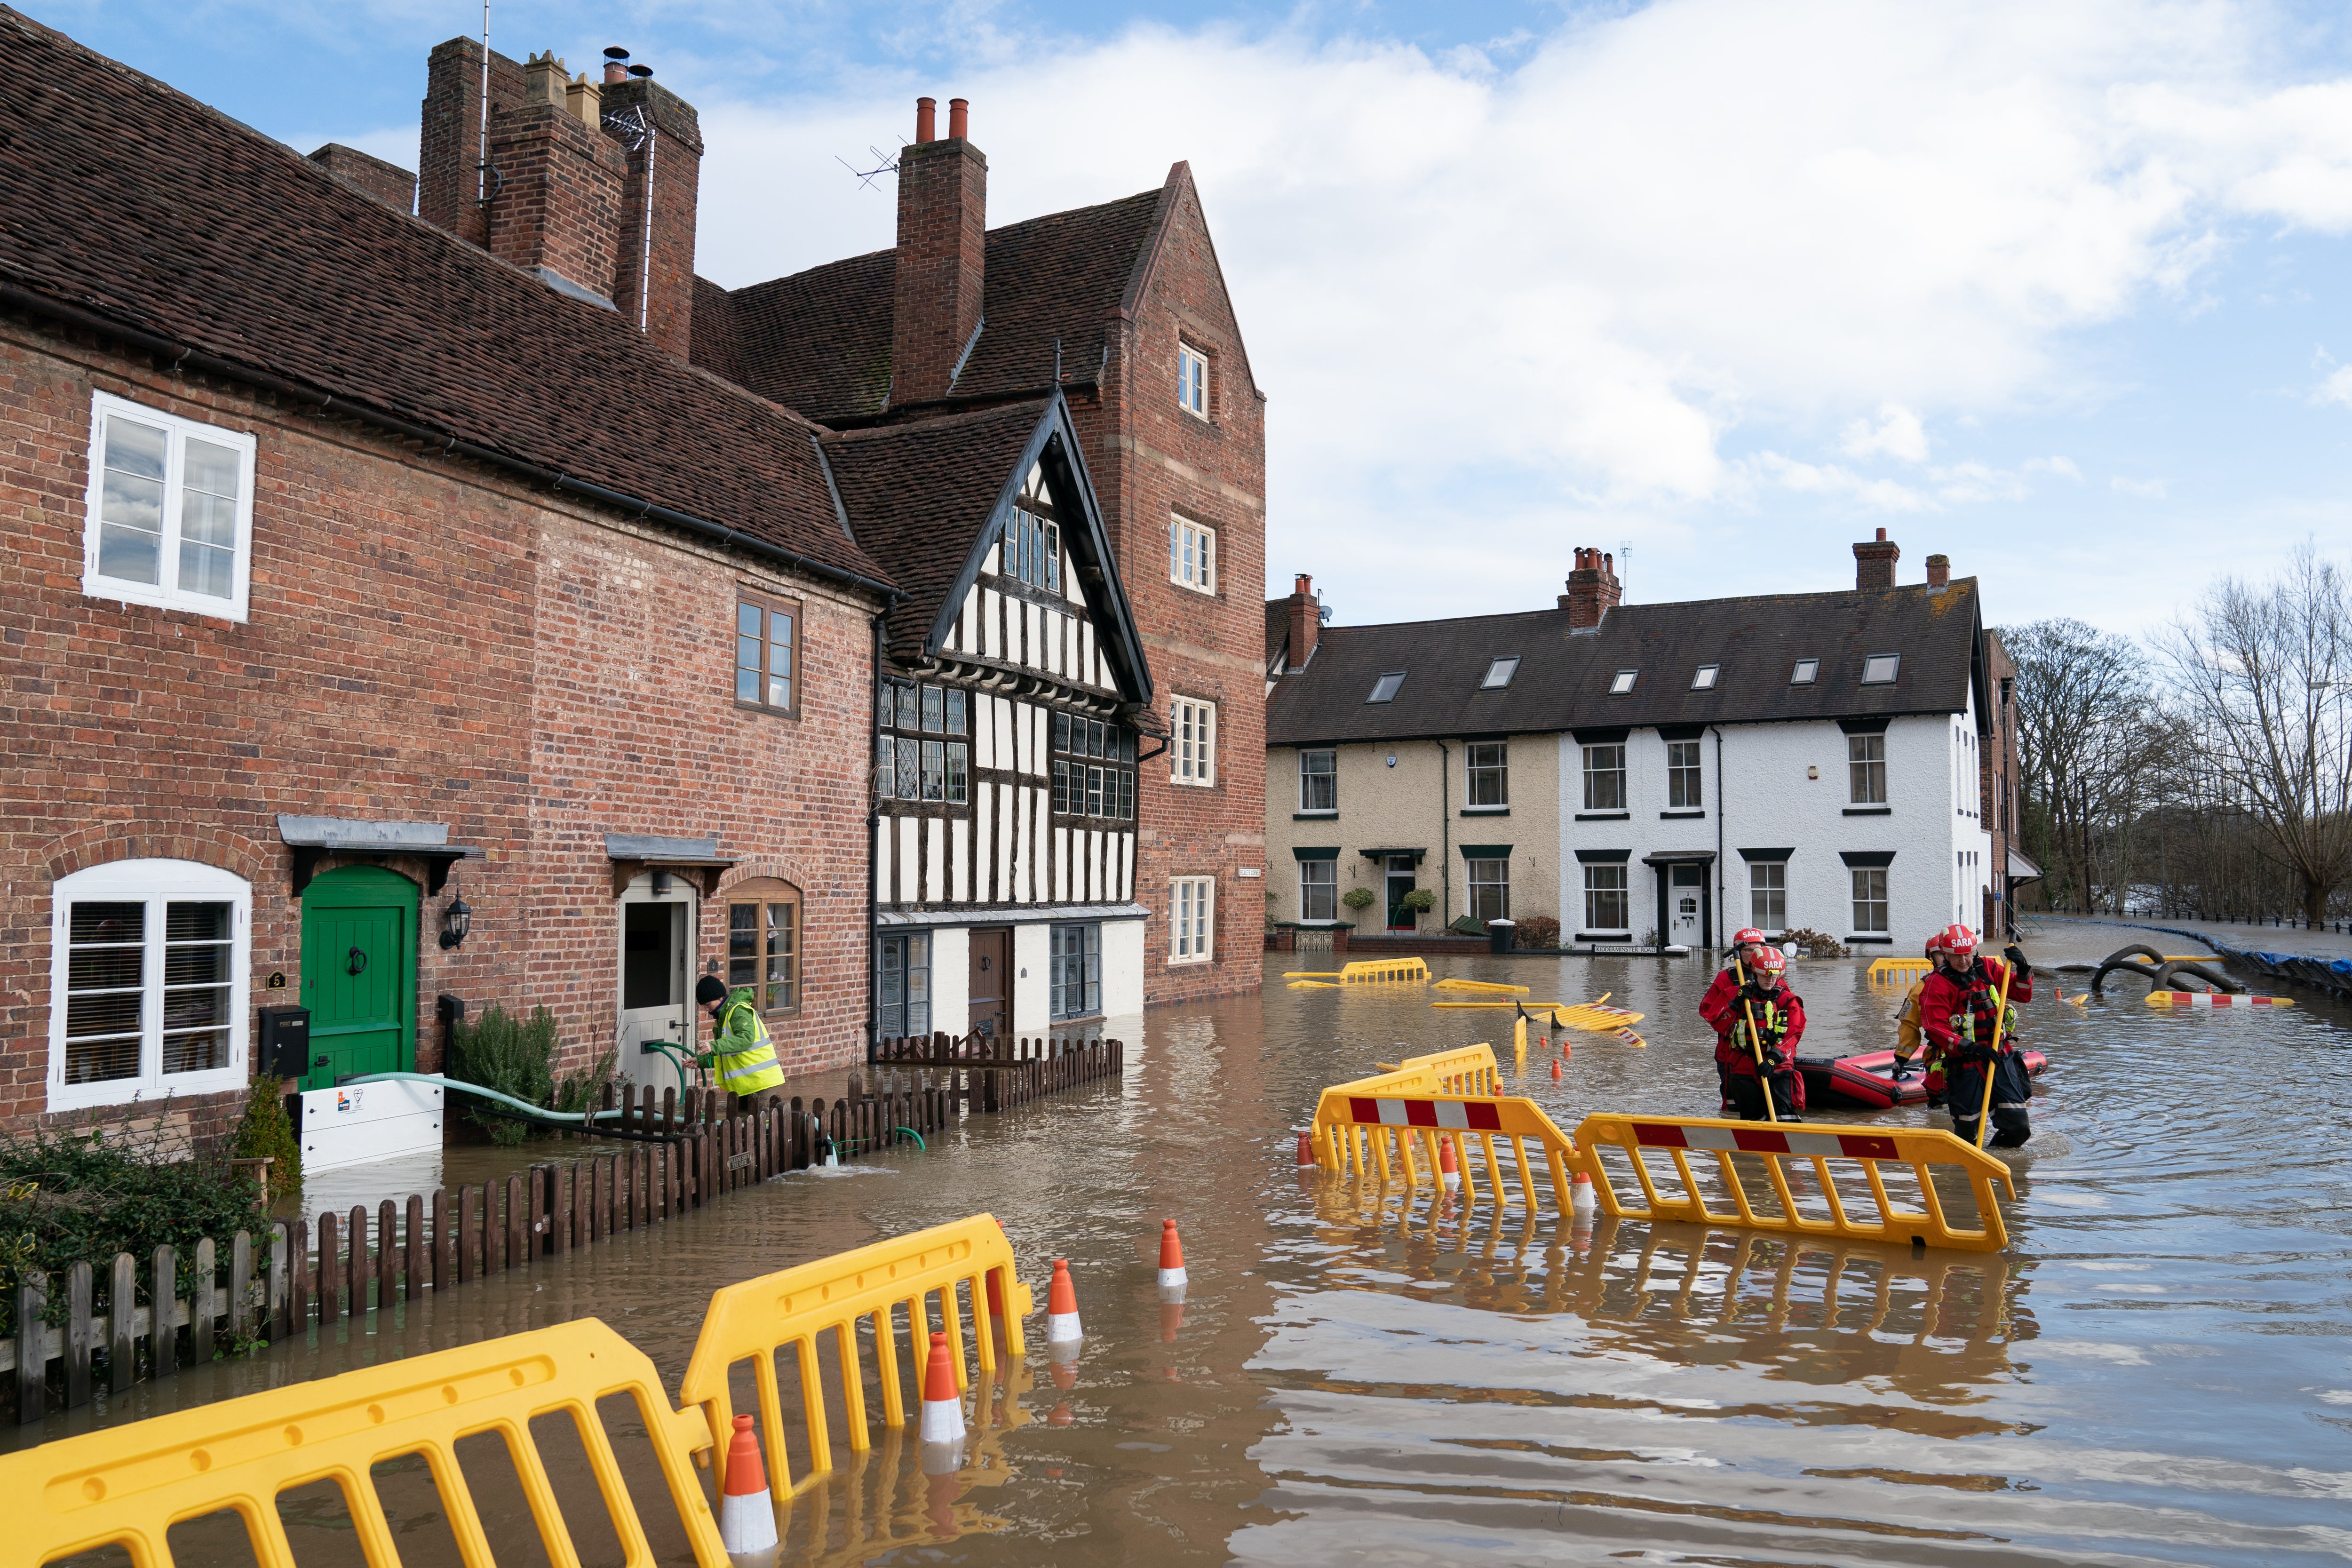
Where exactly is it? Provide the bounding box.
[31,920,2352,1566]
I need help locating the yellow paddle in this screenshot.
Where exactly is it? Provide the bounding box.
[1972,961,2018,1150]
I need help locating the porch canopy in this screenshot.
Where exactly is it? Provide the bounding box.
[606,833,738,898]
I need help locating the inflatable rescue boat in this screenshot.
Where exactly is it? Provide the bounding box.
[1793,1047,2050,1111]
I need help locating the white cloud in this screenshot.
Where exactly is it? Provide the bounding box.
[1839,403,1931,464]
[2111,474,2170,499]
[2313,364,2352,410]
[662,0,2352,617]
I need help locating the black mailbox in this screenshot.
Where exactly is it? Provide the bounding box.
[257,1005,311,1080]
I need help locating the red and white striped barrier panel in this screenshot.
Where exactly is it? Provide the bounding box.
[1344,1096,1504,1130]
[2145,991,2292,1009]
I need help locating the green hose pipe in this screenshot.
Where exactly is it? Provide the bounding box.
[892,1127,928,1150]
[340,1072,681,1143]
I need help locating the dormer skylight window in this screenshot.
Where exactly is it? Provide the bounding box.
[1861,653,1900,685]
[1609,669,1637,696]
[1480,656,1520,690]
[1691,664,1720,691]
[1790,659,1819,685]
[1367,671,1406,704]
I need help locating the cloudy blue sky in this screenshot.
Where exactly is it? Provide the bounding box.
[40,0,2352,632]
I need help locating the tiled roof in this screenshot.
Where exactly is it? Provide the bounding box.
[1266,581,1984,747]
[698,188,1168,423]
[724,250,898,423]
[820,400,1053,654]
[0,8,892,592]
[1265,599,1292,672]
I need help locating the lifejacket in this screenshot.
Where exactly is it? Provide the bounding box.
[714,991,786,1096]
[1945,960,2020,1056]
[1718,988,1797,1078]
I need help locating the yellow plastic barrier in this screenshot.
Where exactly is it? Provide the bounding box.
[1311,1044,1582,1210]
[1281,971,1340,979]
[1431,977,1530,995]
[1546,1002,1645,1032]
[1287,979,1340,989]
[4,1318,724,1568]
[677,1214,1033,1498]
[1571,1114,2016,1253]
[1339,957,1430,983]
[1869,957,1934,982]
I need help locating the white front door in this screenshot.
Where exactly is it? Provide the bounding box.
[1670,864,1705,945]
[617,873,696,1098]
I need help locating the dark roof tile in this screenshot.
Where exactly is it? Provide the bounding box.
[1267,582,1984,746]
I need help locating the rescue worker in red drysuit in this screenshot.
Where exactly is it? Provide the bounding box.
[1700,927,1775,1111]
[1919,923,2036,1147]
[1714,947,1808,1121]
[1893,931,1943,1093]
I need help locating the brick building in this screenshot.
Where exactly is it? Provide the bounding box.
[691,97,1269,1005]
[0,14,1169,1151]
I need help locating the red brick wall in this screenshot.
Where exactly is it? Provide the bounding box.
[419,39,528,250]
[0,318,875,1142]
[1076,174,1267,1005]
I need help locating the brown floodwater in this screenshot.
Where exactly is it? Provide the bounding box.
[26,921,2352,1567]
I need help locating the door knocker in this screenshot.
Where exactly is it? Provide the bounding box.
[979,956,992,971]
[347,946,369,976]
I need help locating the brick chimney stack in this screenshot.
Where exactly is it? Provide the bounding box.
[1854,527,1900,592]
[417,38,702,356]
[601,61,706,358]
[1925,552,1951,588]
[893,94,988,406]
[1285,573,1320,672]
[1560,547,1623,629]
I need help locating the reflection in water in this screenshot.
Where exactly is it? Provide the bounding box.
[21,932,2352,1567]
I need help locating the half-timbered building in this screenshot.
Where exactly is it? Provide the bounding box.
[824,398,1153,1037]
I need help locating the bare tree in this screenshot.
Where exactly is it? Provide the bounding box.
[2154,542,2352,924]
[2002,619,2161,911]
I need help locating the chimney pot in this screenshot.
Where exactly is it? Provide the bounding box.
[566,72,602,127]
[524,51,566,108]
[1294,573,1311,596]
[915,96,936,142]
[627,64,652,79]
[1925,553,1951,588]
[602,46,630,84]
[1876,527,1887,541]
[948,97,969,139]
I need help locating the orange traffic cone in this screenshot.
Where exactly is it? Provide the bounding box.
[1549,1057,1562,1081]
[1046,1258,1083,1345]
[1160,1297,1185,1342]
[919,1330,966,1445]
[716,1413,778,1554]
[1571,1169,1598,1215]
[1296,1130,1314,1166]
[1157,1220,1187,1292]
[1438,1137,1460,1192]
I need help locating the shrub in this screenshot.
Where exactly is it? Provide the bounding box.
[0,1122,261,1340]
[1515,915,1561,949]
[1781,927,1851,959]
[1342,886,1377,911]
[229,1075,301,1189]
[551,1049,620,1123]
[1401,889,1436,913]
[449,1003,558,1145]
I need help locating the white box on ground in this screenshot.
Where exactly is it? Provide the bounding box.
[300,1079,444,1174]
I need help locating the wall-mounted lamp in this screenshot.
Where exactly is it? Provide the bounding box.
[1385,752,1397,768]
[438,883,473,950]
[652,869,673,896]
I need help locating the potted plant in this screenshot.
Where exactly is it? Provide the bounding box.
[1400,889,1436,917]
[1342,886,1377,913]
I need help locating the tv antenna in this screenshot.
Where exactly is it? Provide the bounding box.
[836,146,900,191]
[1618,539,1632,600]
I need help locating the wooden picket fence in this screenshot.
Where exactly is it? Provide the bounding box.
[865,1033,1126,1113]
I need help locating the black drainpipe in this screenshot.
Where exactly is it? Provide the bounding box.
[867,613,886,1064]
[1713,725,1726,950]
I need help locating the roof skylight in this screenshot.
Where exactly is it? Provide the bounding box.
[1861,653,1900,685]
[1790,659,1819,685]
[1691,664,1720,691]
[1367,671,1406,703]
[1480,656,1520,690]
[1609,669,1637,696]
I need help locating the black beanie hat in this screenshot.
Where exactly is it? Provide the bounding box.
[695,975,727,1006]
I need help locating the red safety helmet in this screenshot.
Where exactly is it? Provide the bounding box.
[1940,923,1979,957]
[1732,927,1766,948]
[1750,948,1788,978]
[1922,931,1945,959]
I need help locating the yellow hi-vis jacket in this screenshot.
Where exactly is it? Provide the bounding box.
[1896,977,1928,1062]
[703,988,785,1097]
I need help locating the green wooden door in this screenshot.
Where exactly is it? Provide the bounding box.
[299,866,418,1091]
